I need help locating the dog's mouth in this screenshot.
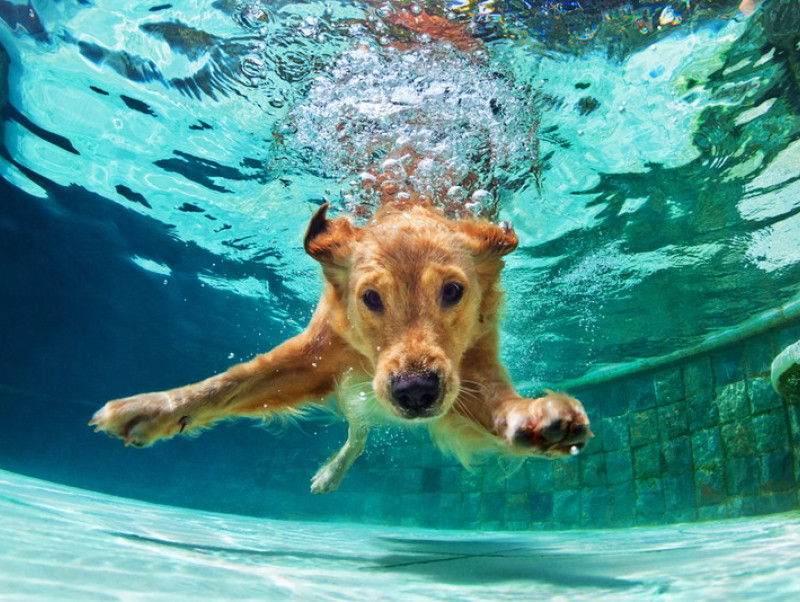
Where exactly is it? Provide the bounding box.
[387,370,446,420]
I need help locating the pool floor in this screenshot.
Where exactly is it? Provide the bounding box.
[1,469,799,600]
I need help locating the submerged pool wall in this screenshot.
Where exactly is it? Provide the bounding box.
[328,313,800,530]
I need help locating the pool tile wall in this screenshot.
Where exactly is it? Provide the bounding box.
[349,317,800,530]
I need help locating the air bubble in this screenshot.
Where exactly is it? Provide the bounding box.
[238,5,267,30]
[241,55,266,79]
[447,185,464,199]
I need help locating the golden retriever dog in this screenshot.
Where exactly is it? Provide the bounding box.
[90,199,591,493]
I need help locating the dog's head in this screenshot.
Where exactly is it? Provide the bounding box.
[304,203,517,421]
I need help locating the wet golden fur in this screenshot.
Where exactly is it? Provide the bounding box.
[91,200,590,492]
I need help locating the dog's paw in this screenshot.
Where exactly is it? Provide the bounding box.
[494,391,591,457]
[310,461,347,494]
[89,392,186,447]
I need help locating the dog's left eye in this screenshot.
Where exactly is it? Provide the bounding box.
[361,289,384,312]
[440,282,464,307]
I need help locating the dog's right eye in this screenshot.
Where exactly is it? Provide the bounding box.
[361,289,384,312]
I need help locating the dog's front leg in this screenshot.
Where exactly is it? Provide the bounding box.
[90,320,350,448]
[310,422,368,494]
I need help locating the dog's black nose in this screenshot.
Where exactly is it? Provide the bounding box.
[391,371,440,416]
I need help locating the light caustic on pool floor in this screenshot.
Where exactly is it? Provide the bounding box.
[2,469,800,600]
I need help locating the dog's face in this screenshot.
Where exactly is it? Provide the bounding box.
[305,203,518,421]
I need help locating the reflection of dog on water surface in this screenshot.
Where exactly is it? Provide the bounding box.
[90,6,591,493]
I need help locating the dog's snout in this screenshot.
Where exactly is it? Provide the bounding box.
[391,371,440,416]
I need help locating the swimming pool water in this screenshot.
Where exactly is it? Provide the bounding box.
[2,0,800,594]
[3,468,800,600]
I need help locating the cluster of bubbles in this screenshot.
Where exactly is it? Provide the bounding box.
[232,1,541,219]
[286,42,538,219]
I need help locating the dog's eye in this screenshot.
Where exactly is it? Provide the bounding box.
[440,282,464,307]
[361,289,384,312]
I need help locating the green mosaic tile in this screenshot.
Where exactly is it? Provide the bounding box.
[664,508,698,523]
[529,461,555,491]
[663,436,693,475]
[439,493,460,524]
[715,381,749,424]
[607,482,636,522]
[787,405,800,441]
[601,415,630,451]
[362,492,384,521]
[683,356,713,398]
[695,465,726,505]
[686,392,719,432]
[711,346,745,388]
[755,491,799,514]
[503,521,532,531]
[553,458,580,489]
[597,383,628,418]
[726,496,763,518]
[760,449,795,492]
[460,492,481,523]
[479,491,507,522]
[552,489,581,523]
[422,467,442,492]
[659,401,689,439]
[630,408,659,446]
[528,491,555,522]
[698,505,727,521]
[580,453,606,487]
[744,333,775,377]
[581,487,610,527]
[585,415,604,452]
[721,421,756,459]
[725,456,760,496]
[774,323,800,351]
[505,494,534,523]
[692,427,722,469]
[628,375,656,411]
[441,466,464,493]
[654,366,684,405]
[753,409,790,453]
[635,478,665,516]
[403,468,425,491]
[504,466,531,494]
[633,443,662,479]
[605,449,634,485]
[748,377,783,414]
[663,474,696,510]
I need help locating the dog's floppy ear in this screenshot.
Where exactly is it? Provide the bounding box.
[458,219,518,260]
[304,203,355,284]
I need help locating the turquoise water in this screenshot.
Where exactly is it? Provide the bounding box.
[3,468,800,600]
[2,0,800,596]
